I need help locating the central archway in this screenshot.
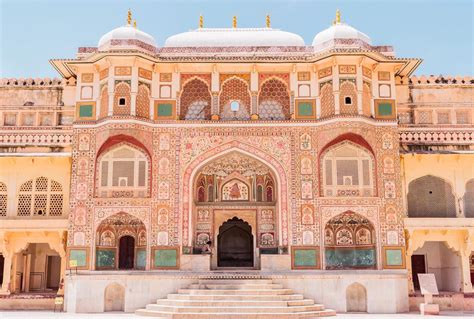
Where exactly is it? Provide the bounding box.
[217,217,254,267]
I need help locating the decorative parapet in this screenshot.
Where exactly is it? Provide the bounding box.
[0,129,73,147]
[398,75,474,85]
[0,77,76,87]
[399,127,474,145]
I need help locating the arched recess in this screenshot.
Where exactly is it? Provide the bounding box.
[346,282,367,312]
[362,82,372,117]
[320,82,335,118]
[464,179,474,217]
[217,217,254,267]
[180,78,212,120]
[319,134,376,197]
[99,85,109,118]
[96,212,146,270]
[219,77,251,120]
[325,211,376,270]
[182,142,289,247]
[339,80,358,115]
[104,282,125,311]
[95,135,152,198]
[0,182,7,216]
[407,175,456,217]
[136,84,150,119]
[113,82,131,115]
[258,78,290,120]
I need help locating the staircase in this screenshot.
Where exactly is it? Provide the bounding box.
[136,278,336,318]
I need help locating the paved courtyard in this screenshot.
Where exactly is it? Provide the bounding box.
[1,311,473,318]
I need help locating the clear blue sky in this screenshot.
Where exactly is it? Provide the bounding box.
[1,0,473,78]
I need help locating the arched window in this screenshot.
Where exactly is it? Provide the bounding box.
[0,182,7,216]
[464,179,474,217]
[97,144,149,198]
[325,211,376,270]
[113,82,131,115]
[219,78,251,120]
[180,78,212,120]
[339,80,358,115]
[320,82,335,118]
[136,84,150,119]
[17,177,63,217]
[99,86,109,118]
[321,142,374,197]
[258,78,290,120]
[407,175,456,218]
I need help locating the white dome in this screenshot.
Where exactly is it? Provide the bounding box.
[164,28,305,47]
[312,23,371,52]
[98,24,157,50]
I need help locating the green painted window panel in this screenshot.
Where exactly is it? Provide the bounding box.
[325,248,375,269]
[294,249,317,267]
[154,249,177,267]
[157,104,173,117]
[96,249,115,268]
[79,105,93,117]
[298,102,314,116]
[378,103,393,116]
[136,249,146,269]
[69,249,87,267]
[386,249,403,266]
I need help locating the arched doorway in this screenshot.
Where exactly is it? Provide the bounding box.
[218,217,253,267]
[119,236,135,269]
[96,212,147,270]
[346,282,367,312]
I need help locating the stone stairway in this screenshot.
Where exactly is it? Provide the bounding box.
[136,278,336,318]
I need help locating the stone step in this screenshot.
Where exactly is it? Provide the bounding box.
[145,304,326,313]
[167,293,305,301]
[177,288,294,295]
[197,279,273,285]
[135,309,337,318]
[188,283,284,290]
[155,299,316,307]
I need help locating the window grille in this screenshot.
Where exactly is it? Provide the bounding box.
[17,177,63,217]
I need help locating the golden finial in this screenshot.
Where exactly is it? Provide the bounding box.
[133,19,137,28]
[233,16,237,28]
[266,14,270,28]
[199,15,204,28]
[333,9,341,25]
[127,8,132,25]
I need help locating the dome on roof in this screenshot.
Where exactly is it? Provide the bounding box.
[98,24,157,51]
[312,12,371,52]
[164,28,305,47]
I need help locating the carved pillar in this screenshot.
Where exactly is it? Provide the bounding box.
[0,252,12,294]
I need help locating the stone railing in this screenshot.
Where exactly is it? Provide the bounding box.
[399,127,474,145]
[0,129,73,147]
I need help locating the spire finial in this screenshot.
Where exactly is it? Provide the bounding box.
[133,19,137,28]
[333,9,341,25]
[199,15,204,28]
[127,8,132,25]
[266,14,270,28]
[233,16,237,28]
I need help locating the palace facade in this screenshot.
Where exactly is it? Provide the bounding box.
[0,11,473,315]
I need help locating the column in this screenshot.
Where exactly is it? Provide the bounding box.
[211,69,219,116]
[250,71,258,116]
[333,65,340,115]
[0,252,12,295]
[130,67,138,116]
[107,68,114,116]
[371,66,379,117]
[313,65,321,119]
[356,65,363,115]
[460,231,474,293]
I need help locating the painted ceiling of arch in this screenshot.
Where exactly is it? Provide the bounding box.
[199,152,271,177]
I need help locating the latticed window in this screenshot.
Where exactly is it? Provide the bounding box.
[98,144,149,197]
[463,179,474,218]
[437,111,450,124]
[258,79,290,120]
[0,182,7,216]
[407,175,456,218]
[456,111,470,124]
[322,142,374,197]
[417,110,432,124]
[17,177,63,217]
